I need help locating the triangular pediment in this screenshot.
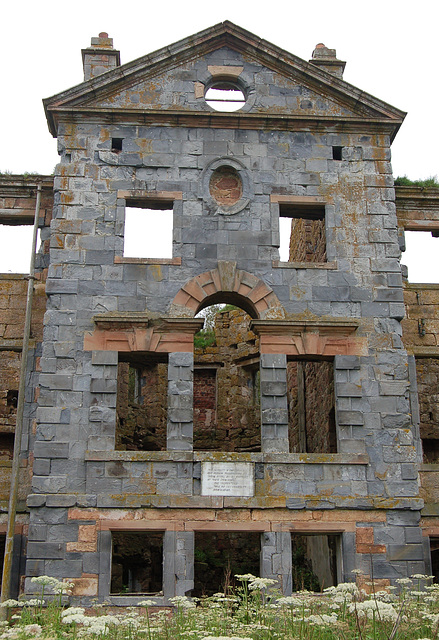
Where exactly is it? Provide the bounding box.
[44,22,405,137]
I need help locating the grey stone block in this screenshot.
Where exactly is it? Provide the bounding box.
[34,442,69,459]
[387,544,424,561]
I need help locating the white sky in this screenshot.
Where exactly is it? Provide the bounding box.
[1,0,438,280]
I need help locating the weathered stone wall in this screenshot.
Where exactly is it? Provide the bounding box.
[14,27,431,600]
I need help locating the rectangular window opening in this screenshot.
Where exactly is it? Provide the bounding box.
[124,201,173,260]
[193,368,218,450]
[291,534,339,591]
[193,531,261,597]
[0,433,15,461]
[111,531,163,595]
[0,225,41,273]
[111,137,123,153]
[279,204,326,263]
[332,146,343,161]
[287,359,336,453]
[116,355,168,452]
[430,538,439,583]
[403,231,439,283]
[416,358,439,462]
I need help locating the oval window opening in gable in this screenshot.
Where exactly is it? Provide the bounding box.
[209,166,243,206]
[205,81,246,112]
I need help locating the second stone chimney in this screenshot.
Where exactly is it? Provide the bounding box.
[310,43,346,79]
[82,32,121,81]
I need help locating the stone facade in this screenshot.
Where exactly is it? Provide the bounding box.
[1,22,439,602]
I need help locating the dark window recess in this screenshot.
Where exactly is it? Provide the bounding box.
[291,534,339,591]
[287,359,336,454]
[193,531,260,597]
[111,138,123,153]
[430,538,439,583]
[6,390,18,408]
[111,531,163,595]
[417,358,439,461]
[0,433,15,460]
[332,146,343,160]
[279,203,326,263]
[116,357,167,452]
[422,439,439,464]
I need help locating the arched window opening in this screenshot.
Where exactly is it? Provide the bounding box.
[193,304,260,452]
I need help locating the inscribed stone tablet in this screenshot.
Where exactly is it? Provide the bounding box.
[201,462,254,497]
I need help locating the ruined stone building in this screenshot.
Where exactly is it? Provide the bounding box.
[1,22,439,601]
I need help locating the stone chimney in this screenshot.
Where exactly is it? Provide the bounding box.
[82,32,121,81]
[310,43,346,79]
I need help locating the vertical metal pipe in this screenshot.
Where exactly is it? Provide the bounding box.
[1,184,42,603]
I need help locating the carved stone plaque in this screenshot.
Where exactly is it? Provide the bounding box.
[201,462,254,497]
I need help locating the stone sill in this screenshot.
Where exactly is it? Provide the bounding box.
[85,450,368,465]
[114,256,182,265]
[106,596,167,607]
[420,464,439,472]
[407,347,439,357]
[272,260,337,269]
[404,282,439,290]
[0,273,28,280]
[0,338,37,352]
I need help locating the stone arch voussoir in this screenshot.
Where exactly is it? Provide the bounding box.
[170,261,285,319]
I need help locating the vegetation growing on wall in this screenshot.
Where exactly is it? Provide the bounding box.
[395,175,439,188]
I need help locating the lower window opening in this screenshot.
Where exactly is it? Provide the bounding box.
[430,538,439,582]
[111,531,163,595]
[287,359,336,453]
[422,439,439,464]
[193,531,260,597]
[291,534,339,591]
[116,356,168,451]
[0,433,15,460]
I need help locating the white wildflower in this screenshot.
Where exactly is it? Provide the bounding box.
[23,624,42,636]
[305,613,338,625]
[248,577,277,590]
[349,600,398,623]
[0,600,21,608]
[235,574,256,581]
[169,595,195,609]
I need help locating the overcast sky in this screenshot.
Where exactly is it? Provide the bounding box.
[1,0,438,279]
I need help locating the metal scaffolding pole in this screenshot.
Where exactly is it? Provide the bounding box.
[1,184,42,603]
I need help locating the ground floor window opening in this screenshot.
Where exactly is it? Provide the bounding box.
[287,359,336,454]
[0,534,5,586]
[111,531,163,595]
[193,531,261,597]
[430,538,439,583]
[291,534,339,591]
[116,354,168,451]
